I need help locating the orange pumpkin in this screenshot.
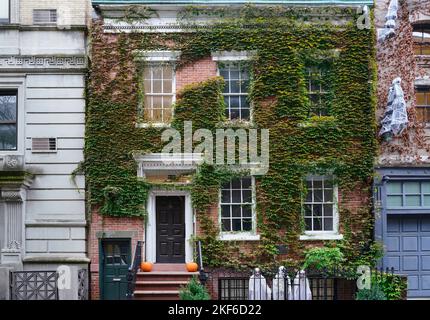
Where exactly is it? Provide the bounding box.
[140,262,153,272]
[186,262,198,272]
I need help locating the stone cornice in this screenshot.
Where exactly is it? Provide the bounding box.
[0,56,87,70]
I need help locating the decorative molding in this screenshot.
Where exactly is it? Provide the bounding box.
[0,56,86,69]
[2,240,21,253]
[1,155,24,171]
[0,190,23,202]
[134,50,181,62]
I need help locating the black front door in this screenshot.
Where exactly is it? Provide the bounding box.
[100,239,130,300]
[156,196,185,263]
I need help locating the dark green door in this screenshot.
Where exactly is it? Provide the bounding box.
[101,239,131,300]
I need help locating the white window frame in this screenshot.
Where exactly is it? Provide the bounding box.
[212,51,256,124]
[0,77,25,156]
[300,175,343,241]
[306,67,329,117]
[135,51,180,128]
[218,176,260,241]
[0,0,10,23]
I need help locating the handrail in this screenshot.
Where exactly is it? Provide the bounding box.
[126,240,143,300]
[195,240,209,285]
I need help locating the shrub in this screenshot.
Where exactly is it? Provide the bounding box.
[179,277,211,300]
[372,273,406,300]
[303,247,345,270]
[356,284,387,300]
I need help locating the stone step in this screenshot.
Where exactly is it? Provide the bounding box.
[135,280,188,291]
[136,271,199,282]
[134,290,180,300]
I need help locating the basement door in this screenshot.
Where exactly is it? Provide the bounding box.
[100,239,131,300]
[384,215,430,298]
[156,196,186,263]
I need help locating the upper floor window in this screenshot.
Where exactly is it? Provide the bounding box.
[220,177,255,233]
[0,0,9,24]
[143,64,175,124]
[0,91,17,151]
[413,24,430,56]
[386,181,430,208]
[416,87,430,123]
[305,67,329,117]
[219,63,250,121]
[303,176,338,233]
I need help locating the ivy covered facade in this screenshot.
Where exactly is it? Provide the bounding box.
[87,1,377,299]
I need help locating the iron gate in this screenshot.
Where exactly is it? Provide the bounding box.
[10,271,58,300]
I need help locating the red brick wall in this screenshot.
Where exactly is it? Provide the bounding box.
[176,57,218,92]
[88,208,144,300]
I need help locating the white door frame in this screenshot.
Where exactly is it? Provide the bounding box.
[146,190,193,263]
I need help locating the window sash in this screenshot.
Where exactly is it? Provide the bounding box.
[306,68,329,117]
[219,63,250,121]
[386,181,430,208]
[303,176,337,232]
[0,91,17,151]
[0,0,9,22]
[220,177,255,233]
[143,64,174,123]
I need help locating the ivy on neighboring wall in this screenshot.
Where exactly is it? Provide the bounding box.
[86,5,377,268]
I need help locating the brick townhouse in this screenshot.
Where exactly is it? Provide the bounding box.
[87,0,376,300]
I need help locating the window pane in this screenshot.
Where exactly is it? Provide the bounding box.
[231,179,241,189]
[153,80,162,93]
[313,204,322,216]
[222,219,231,232]
[230,80,240,93]
[162,65,172,79]
[0,0,9,21]
[243,219,252,231]
[304,204,312,216]
[323,204,333,217]
[0,124,17,150]
[152,67,162,79]
[242,177,251,188]
[387,182,402,194]
[232,219,241,231]
[313,217,322,231]
[424,195,430,206]
[152,96,162,108]
[305,189,312,202]
[221,205,230,217]
[387,195,402,207]
[144,80,152,93]
[314,189,323,202]
[324,218,333,231]
[313,180,322,189]
[422,182,430,194]
[405,195,421,207]
[230,96,240,108]
[162,96,172,108]
[242,205,252,217]
[232,190,241,203]
[404,182,420,194]
[230,109,240,119]
[0,94,17,121]
[163,80,172,93]
[231,205,241,217]
[242,190,252,203]
[324,189,333,202]
[221,190,230,203]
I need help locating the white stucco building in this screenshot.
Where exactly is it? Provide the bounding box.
[0,0,90,299]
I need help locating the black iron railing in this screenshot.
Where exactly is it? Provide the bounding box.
[195,240,209,285]
[126,240,143,299]
[205,267,395,300]
[77,269,89,300]
[10,271,58,300]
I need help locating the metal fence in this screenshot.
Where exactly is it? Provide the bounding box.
[10,271,58,300]
[204,267,390,300]
[77,269,89,300]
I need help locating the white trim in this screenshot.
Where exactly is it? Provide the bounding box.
[135,122,171,129]
[146,190,193,263]
[134,50,181,62]
[211,51,257,62]
[218,176,259,241]
[219,233,260,241]
[0,77,25,156]
[299,233,344,241]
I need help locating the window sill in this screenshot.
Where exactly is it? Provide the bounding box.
[299,233,343,241]
[135,122,171,129]
[219,233,260,241]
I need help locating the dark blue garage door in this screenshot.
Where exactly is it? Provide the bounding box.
[385,215,430,298]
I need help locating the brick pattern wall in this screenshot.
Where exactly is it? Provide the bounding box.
[88,208,144,300]
[176,57,218,92]
[20,0,90,26]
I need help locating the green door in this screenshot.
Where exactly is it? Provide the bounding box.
[100,239,131,300]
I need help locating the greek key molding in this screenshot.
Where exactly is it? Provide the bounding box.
[0,56,86,69]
